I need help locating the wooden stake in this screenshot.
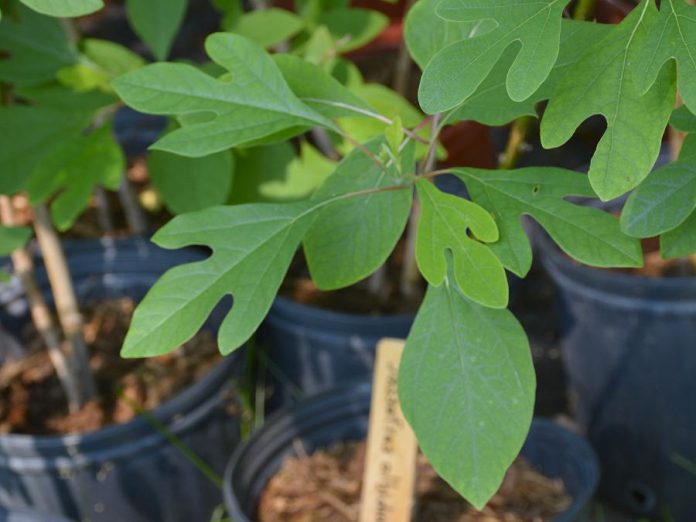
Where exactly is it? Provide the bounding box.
[0,197,83,411]
[359,339,418,522]
[33,203,96,404]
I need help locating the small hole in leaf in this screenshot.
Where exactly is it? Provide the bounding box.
[532,185,540,194]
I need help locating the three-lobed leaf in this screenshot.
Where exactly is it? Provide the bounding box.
[453,168,643,277]
[26,124,124,230]
[399,273,535,510]
[634,0,696,114]
[415,179,507,308]
[0,105,92,195]
[419,0,570,113]
[541,1,676,201]
[122,202,319,358]
[112,33,336,157]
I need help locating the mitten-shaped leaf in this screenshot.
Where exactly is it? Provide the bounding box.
[19,0,102,17]
[621,161,696,238]
[0,226,32,256]
[122,202,318,358]
[404,0,495,70]
[112,33,336,157]
[27,124,124,230]
[634,0,696,114]
[303,140,413,290]
[541,1,676,201]
[448,20,611,126]
[419,0,570,113]
[453,168,643,277]
[399,273,535,510]
[0,4,76,86]
[415,179,507,309]
[148,149,234,214]
[125,0,186,61]
[273,54,375,119]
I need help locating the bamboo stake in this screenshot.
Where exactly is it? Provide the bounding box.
[33,204,96,403]
[0,197,83,411]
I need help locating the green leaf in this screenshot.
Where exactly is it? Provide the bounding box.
[112,33,336,157]
[0,226,32,256]
[399,274,535,510]
[453,167,643,277]
[447,20,611,127]
[16,83,116,110]
[541,1,677,201]
[229,8,305,49]
[149,149,234,214]
[317,7,388,52]
[621,160,696,238]
[27,124,124,230]
[418,0,570,113]
[416,179,507,309]
[303,140,412,290]
[19,0,102,16]
[0,105,92,195]
[634,0,696,114]
[337,83,429,158]
[121,201,319,357]
[404,0,495,71]
[231,142,335,204]
[661,134,696,258]
[662,211,696,258]
[125,0,187,61]
[671,105,696,132]
[0,3,76,86]
[274,53,375,119]
[58,39,144,93]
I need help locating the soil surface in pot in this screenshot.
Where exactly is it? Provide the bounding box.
[258,441,570,522]
[0,298,222,436]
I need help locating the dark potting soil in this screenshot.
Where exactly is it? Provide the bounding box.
[0,298,221,435]
[258,441,570,522]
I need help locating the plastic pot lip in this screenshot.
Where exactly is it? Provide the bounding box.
[536,230,696,297]
[223,383,599,522]
[270,295,416,327]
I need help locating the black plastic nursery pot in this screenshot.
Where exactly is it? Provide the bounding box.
[538,233,696,520]
[0,238,244,522]
[223,383,600,522]
[259,296,414,411]
[0,506,74,522]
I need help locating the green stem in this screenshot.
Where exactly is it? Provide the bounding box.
[573,0,599,21]
[499,116,535,169]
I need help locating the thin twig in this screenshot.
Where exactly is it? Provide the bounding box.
[0,197,83,411]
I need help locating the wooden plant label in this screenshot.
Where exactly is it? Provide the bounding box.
[359,338,418,522]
